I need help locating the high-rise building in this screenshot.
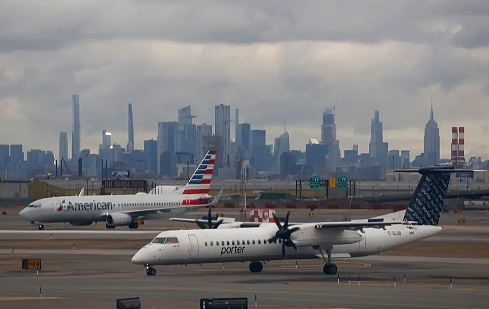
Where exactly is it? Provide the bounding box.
[59,132,68,161]
[72,94,81,161]
[215,104,231,166]
[236,123,251,150]
[102,130,112,150]
[0,145,9,171]
[144,139,158,175]
[196,123,213,159]
[321,108,336,145]
[368,110,388,172]
[235,108,241,142]
[400,150,410,168]
[127,103,134,152]
[424,104,440,166]
[271,132,290,174]
[177,106,195,154]
[203,135,224,172]
[157,121,178,175]
[9,145,23,164]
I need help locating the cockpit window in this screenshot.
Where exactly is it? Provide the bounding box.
[152,237,166,244]
[28,204,40,208]
[151,237,179,244]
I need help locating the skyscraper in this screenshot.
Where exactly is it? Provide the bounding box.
[424,104,440,166]
[59,132,68,161]
[144,139,158,175]
[196,123,213,159]
[271,132,290,174]
[72,94,81,161]
[215,104,231,166]
[321,108,336,145]
[369,110,388,172]
[157,121,178,175]
[127,103,134,152]
[177,106,196,158]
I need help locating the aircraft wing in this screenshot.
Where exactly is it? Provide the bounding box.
[170,217,236,224]
[122,189,224,218]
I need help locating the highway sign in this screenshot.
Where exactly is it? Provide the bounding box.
[337,176,348,188]
[456,172,474,178]
[329,177,336,188]
[310,176,320,189]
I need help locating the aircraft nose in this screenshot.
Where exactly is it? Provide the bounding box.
[131,247,152,264]
[19,208,29,220]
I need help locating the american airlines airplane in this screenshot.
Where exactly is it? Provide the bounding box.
[19,150,219,230]
[131,166,460,276]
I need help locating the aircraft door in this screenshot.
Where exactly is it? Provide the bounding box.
[188,234,199,258]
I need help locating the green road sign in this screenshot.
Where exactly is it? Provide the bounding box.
[310,176,320,189]
[337,176,348,188]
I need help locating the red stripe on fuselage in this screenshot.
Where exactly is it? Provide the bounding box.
[183,189,210,194]
[182,199,207,205]
[208,159,215,164]
[204,169,213,174]
[200,179,211,184]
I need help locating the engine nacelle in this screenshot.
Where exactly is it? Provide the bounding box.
[106,213,133,226]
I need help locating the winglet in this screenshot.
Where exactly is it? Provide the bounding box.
[208,188,223,207]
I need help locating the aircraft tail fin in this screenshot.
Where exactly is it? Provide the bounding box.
[398,166,468,225]
[177,150,216,195]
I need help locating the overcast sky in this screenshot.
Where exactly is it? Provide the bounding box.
[1,0,489,159]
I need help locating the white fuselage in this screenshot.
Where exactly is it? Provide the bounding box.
[131,224,441,265]
[19,193,209,224]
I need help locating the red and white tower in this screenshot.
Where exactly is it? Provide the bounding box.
[451,127,465,167]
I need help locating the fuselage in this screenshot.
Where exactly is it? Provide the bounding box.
[131,224,442,265]
[19,193,210,224]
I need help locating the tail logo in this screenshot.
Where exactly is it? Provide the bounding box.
[57,205,63,211]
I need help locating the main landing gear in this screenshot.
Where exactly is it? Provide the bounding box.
[38,224,45,230]
[146,264,156,276]
[128,221,139,229]
[320,249,338,275]
[249,261,263,273]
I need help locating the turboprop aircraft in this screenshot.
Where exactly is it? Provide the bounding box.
[132,166,463,276]
[19,150,220,230]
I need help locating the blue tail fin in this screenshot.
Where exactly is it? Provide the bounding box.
[401,166,463,226]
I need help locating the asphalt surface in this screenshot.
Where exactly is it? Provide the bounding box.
[1,209,488,309]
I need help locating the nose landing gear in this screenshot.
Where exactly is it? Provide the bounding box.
[38,224,45,230]
[145,264,156,276]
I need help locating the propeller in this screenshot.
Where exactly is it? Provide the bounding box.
[269,211,300,258]
[195,208,223,229]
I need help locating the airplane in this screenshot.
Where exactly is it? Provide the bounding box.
[131,166,461,276]
[19,150,220,230]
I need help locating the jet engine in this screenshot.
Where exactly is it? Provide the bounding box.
[106,213,133,226]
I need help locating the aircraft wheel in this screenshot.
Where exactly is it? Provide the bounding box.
[38,224,45,230]
[106,224,116,229]
[249,261,263,273]
[146,266,156,276]
[323,263,338,275]
[129,222,139,229]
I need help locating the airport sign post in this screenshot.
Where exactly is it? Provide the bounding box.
[337,176,348,188]
[456,171,474,178]
[329,177,336,188]
[310,176,320,189]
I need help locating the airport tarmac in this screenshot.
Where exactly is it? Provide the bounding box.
[1,251,489,309]
[1,208,488,308]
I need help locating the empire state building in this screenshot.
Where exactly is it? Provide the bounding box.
[424,104,440,166]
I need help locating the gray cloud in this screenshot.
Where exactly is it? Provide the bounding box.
[1,0,489,159]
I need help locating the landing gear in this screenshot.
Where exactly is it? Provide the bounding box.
[323,263,338,275]
[38,224,44,230]
[146,265,156,276]
[128,221,139,229]
[105,224,115,229]
[249,261,263,273]
[320,248,338,275]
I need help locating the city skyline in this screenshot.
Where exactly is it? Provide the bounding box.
[1,2,488,159]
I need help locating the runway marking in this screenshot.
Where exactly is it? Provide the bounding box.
[0,297,63,301]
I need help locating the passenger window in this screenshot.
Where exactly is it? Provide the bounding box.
[258,240,261,244]
[205,242,208,246]
[210,241,213,246]
[232,241,235,245]
[247,240,250,245]
[216,241,219,246]
[252,240,255,245]
[227,241,230,246]
[237,240,240,245]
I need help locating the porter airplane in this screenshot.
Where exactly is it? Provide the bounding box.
[19,150,219,230]
[132,166,459,276]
